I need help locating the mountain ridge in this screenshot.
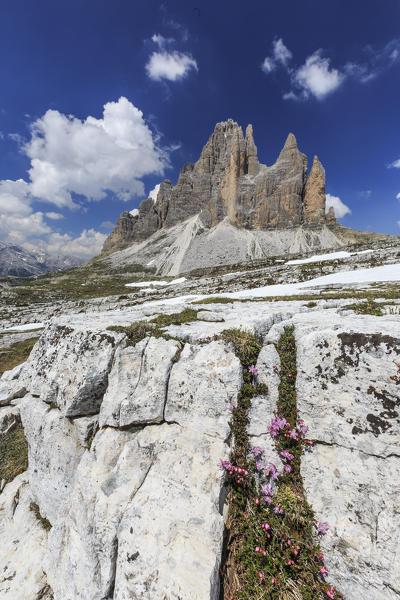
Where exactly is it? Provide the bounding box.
[103,119,333,253]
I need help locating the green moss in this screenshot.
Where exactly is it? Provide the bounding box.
[107,308,198,347]
[150,307,198,327]
[0,336,39,378]
[29,502,52,531]
[0,424,28,484]
[344,299,384,316]
[107,321,157,346]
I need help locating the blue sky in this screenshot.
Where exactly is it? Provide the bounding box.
[0,0,399,259]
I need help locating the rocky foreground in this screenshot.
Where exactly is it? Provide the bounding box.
[0,274,399,599]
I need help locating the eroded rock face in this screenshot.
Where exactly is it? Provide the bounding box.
[3,306,399,599]
[25,324,122,417]
[296,325,400,599]
[303,156,326,225]
[0,474,50,599]
[103,120,331,252]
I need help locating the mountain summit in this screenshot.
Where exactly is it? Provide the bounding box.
[103,120,332,252]
[101,120,391,275]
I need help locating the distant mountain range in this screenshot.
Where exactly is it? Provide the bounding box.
[0,241,83,277]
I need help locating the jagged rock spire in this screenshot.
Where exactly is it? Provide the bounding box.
[326,205,337,225]
[102,122,329,253]
[303,155,326,225]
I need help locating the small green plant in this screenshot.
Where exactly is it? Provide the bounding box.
[0,423,28,484]
[0,336,39,377]
[305,301,317,308]
[29,502,52,531]
[107,321,157,346]
[345,299,384,316]
[149,307,198,327]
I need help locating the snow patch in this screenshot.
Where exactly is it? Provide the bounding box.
[1,322,44,332]
[125,277,186,289]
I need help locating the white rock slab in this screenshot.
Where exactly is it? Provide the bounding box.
[25,324,123,416]
[165,340,242,438]
[0,405,20,435]
[297,324,400,599]
[114,424,228,600]
[119,336,181,427]
[0,474,50,599]
[19,395,85,524]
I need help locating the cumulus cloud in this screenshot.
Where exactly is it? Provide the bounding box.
[262,37,400,101]
[148,183,160,202]
[24,96,169,207]
[325,193,351,218]
[292,51,345,100]
[43,229,107,260]
[396,192,400,200]
[146,50,198,81]
[261,38,292,73]
[0,97,170,259]
[389,158,400,168]
[45,211,64,220]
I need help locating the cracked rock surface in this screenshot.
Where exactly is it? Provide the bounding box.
[296,317,400,599]
[0,301,399,599]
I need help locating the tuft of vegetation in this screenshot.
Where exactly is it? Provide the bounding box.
[344,299,384,316]
[0,337,39,377]
[194,296,234,305]
[220,326,342,600]
[150,307,198,327]
[0,423,29,484]
[107,308,198,346]
[221,329,262,373]
[305,301,317,308]
[108,321,158,346]
[29,502,52,531]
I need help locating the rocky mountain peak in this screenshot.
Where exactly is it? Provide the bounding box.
[103,120,332,252]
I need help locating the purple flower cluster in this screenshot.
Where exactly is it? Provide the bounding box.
[265,462,279,481]
[251,446,263,457]
[317,521,329,534]
[268,416,289,437]
[268,416,312,446]
[248,365,258,377]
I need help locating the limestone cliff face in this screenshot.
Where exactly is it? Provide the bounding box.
[303,156,326,225]
[103,120,331,252]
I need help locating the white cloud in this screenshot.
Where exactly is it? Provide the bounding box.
[292,51,345,100]
[359,190,372,198]
[148,183,160,202]
[261,38,292,73]
[325,193,351,218]
[24,96,169,207]
[0,179,31,216]
[261,57,275,74]
[0,97,171,260]
[396,192,400,200]
[151,33,174,49]
[273,38,292,66]
[45,211,64,220]
[389,158,400,168]
[264,37,400,101]
[43,229,107,260]
[100,220,115,229]
[146,50,198,81]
